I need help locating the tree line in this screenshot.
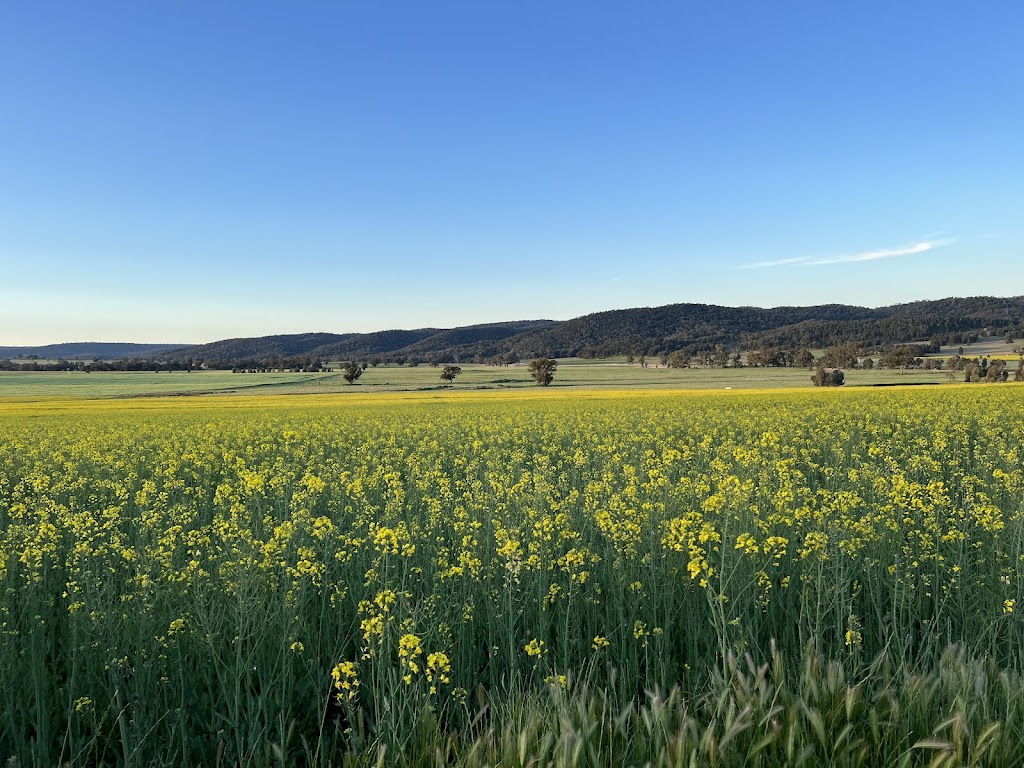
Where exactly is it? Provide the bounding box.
[0,359,201,373]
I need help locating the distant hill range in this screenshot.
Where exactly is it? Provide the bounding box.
[6,296,1023,367]
[0,342,190,360]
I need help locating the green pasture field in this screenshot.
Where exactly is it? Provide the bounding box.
[935,335,1021,358]
[0,370,323,399]
[0,361,970,400]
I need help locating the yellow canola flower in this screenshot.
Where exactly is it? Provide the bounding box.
[3,382,1024,749]
[398,634,423,683]
[331,661,359,702]
[426,651,451,694]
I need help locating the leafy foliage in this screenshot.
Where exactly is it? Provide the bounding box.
[342,362,364,384]
[527,357,557,385]
[810,366,845,387]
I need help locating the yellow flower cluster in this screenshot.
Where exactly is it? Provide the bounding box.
[426,651,451,694]
[331,661,359,702]
[398,633,423,684]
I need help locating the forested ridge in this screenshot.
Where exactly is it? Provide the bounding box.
[0,342,188,360]
[5,297,1022,369]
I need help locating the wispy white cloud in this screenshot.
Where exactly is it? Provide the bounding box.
[807,239,954,265]
[740,256,812,269]
[740,238,954,269]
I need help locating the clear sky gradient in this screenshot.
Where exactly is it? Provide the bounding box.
[2,1,1021,344]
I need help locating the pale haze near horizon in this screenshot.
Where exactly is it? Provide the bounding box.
[1,2,1022,346]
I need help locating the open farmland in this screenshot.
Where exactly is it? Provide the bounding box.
[3,386,1024,766]
[0,370,320,400]
[0,359,975,401]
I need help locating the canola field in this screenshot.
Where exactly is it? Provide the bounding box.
[2,387,1024,766]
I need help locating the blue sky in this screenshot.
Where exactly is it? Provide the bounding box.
[1,1,1021,344]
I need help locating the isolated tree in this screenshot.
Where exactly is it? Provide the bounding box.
[342,362,363,384]
[1016,359,1024,382]
[810,366,845,387]
[527,357,557,386]
[625,354,635,365]
[440,365,462,383]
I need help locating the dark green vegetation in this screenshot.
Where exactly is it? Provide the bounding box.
[5,297,1023,373]
[164,295,1023,366]
[811,367,846,387]
[0,341,188,360]
[527,357,557,386]
[172,296,1016,368]
[342,362,366,384]
[330,651,1024,768]
[161,320,557,368]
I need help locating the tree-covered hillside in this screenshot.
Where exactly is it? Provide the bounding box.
[10,296,1022,369]
[162,333,355,364]
[0,342,189,360]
